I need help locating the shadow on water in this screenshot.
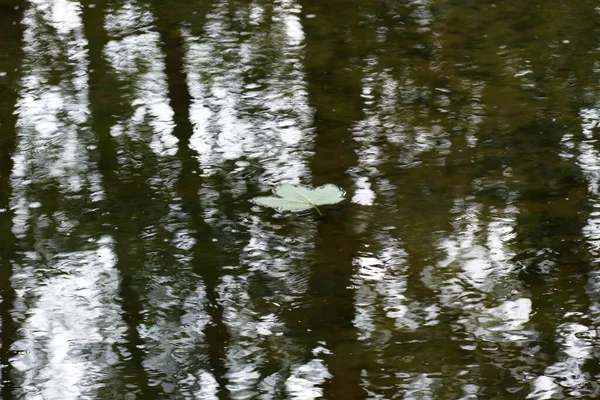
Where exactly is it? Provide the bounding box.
[298,0,365,397]
[0,0,25,398]
[82,1,158,396]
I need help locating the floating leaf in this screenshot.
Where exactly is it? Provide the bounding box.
[252,184,345,215]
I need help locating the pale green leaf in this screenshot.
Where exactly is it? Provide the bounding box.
[252,196,314,212]
[252,183,345,214]
[301,184,346,205]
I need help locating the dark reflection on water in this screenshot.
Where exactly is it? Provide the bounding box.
[3,0,600,398]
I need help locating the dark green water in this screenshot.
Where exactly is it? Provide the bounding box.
[1,0,600,398]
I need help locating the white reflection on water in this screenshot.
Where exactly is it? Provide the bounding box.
[215,212,319,399]
[553,107,600,399]
[353,235,439,338]
[579,109,600,253]
[9,0,128,397]
[185,0,326,397]
[475,298,532,342]
[348,50,484,208]
[400,374,437,400]
[433,198,528,340]
[407,0,433,31]
[286,357,331,399]
[186,0,312,183]
[508,114,600,399]
[11,238,126,399]
[528,323,598,399]
[346,6,528,392]
[104,3,178,158]
[11,0,103,237]
[353,181,529,395]
[352,226,440,398]
[103,2,214,397]
[349,59,415,206]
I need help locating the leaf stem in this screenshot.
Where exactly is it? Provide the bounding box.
[313,204,322,216]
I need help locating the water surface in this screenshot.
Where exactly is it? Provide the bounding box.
[1,0,600,398]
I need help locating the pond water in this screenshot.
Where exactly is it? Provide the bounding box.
[1,0,600,398]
